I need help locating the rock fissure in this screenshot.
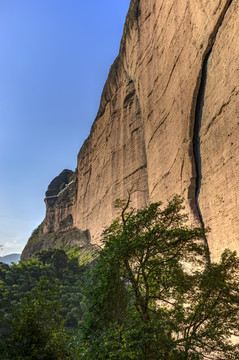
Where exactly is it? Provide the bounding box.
[193,51,210,260]
[22,0,239,262]
[193,0,234,263]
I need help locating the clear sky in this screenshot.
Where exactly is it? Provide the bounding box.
[0,0,130,255]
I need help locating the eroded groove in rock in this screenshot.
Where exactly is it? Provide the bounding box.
[193,52,211,261]
[192,0,234,262]
[22,0,239,260]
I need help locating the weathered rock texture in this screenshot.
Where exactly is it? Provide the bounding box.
[21,225,91,260]
[43,169,75,234]
[22,0,239,261]
[198,0,239,260]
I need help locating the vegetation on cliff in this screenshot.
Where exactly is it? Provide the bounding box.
[0,197,239,359]
[79,196,239,359]
[21,225,92,261]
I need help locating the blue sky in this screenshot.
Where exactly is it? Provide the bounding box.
[0,0,130,255]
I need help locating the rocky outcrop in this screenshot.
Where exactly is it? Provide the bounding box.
[43,169,77,234]
[22,0,239,261]
[21,224,91,260]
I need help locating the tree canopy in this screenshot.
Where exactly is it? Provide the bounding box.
[79,195,239,360]
[0,277,79,360]
[0,248,92,359]
[0,248,91,330]
[0,196,238,359]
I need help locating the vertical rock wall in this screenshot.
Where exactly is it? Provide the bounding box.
[75,58,149,242]
[73,0,239,260]
[22,0,239,261]
[199,1,239,260]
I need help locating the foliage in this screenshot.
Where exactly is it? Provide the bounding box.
[65,246,97,266]
[79,195,239,359]
[1,196,239,359]
[0,277,78,360]
[0,248,89,329]
[29,222,43,241]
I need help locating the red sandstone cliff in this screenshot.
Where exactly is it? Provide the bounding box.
[22,0,239,261]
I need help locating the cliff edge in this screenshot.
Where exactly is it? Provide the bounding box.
[22,0,239,261]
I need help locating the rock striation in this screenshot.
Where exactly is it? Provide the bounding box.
[22,0,239,261]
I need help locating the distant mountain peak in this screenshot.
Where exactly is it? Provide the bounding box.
[0,253,21,265]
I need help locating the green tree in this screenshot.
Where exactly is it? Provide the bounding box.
[0,248,89,330]
[79,195,239,359]
[0,277,77,360]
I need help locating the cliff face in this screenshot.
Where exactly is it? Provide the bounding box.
[22,0,239,261]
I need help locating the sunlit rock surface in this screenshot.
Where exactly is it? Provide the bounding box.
[22,0,239,261]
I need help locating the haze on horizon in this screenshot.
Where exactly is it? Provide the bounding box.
[0,0,130,256]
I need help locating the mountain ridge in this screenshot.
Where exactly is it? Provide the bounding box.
[0,253,21,265]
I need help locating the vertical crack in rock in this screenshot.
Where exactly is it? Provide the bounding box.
[193,0,233,264]
[193,52,211,262]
